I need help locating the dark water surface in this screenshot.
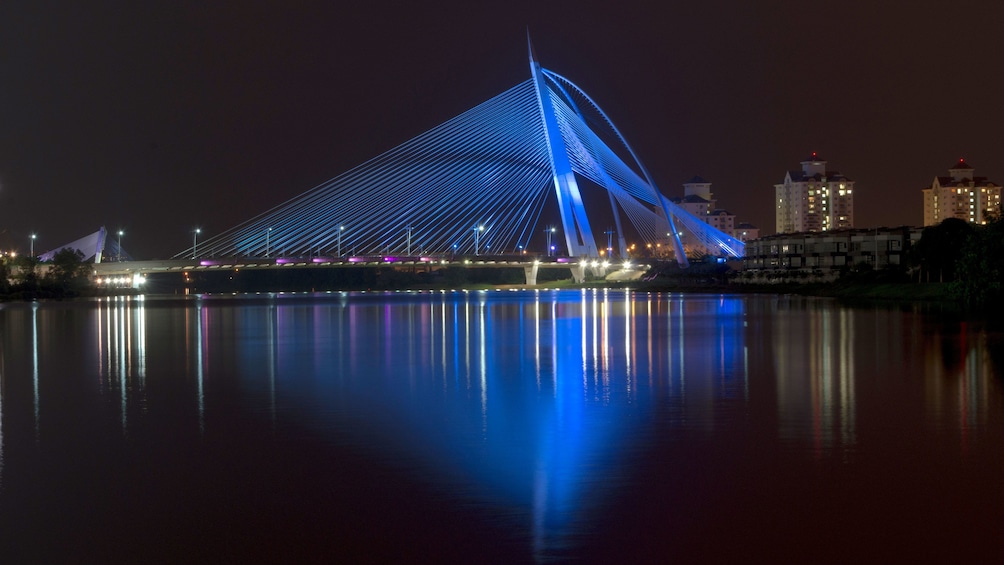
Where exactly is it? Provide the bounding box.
[1,290,1003,562]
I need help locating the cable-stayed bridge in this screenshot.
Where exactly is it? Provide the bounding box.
[172,37,744,268]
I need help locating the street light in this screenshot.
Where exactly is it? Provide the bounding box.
[30,234,36,257]
[266,227,271,258]
[193,228,201,259]
[117,230,124,261]
[406,226,413,256]
[545,226,555,256]
[337,225,345,257]
[473,225,484,255]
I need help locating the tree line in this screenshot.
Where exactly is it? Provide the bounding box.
[912,215,1003,306]
[0,248,92,299]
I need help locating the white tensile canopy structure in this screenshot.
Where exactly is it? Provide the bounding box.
[37,227,129,263]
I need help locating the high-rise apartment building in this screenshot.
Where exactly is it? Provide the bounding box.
[668,176,755,255]
[775,153,854,234]
[921,159,1001,226]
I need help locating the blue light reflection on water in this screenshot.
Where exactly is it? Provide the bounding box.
[3,291,1004,561]
[200,289,753,558]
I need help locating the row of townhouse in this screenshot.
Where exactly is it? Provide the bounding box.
[742,227,923,271]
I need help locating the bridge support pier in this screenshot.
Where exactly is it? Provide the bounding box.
[523,263,539,286]
[570,264,585,284]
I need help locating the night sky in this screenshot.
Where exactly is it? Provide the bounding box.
[3,1,1003,259]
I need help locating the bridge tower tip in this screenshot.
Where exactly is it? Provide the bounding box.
[527,29,538,65]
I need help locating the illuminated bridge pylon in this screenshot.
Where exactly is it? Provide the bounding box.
[178,37,744,266]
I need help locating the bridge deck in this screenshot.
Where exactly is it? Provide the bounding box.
[91,255,626,275]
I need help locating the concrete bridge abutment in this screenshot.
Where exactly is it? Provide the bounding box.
[523,263,539,286]
[570,264,586,284]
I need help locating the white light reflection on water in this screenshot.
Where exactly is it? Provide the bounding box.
[550,294,557,399]
[94,297,149,433]
[479,293,487,430]
[439,292,448,390]
[581,289,588,393]
[32,302,39,443]
[624,289,632,396]
[534,291,541,390]
[267,301,277,429]
[195,302,205,433]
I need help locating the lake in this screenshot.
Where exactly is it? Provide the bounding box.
[1,290,1002,562]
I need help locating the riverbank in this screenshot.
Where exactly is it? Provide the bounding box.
[2,270,961,307]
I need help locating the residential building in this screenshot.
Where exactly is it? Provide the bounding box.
[667,176,752,255]
[743,227,922,271]
[921,159,1001,226]
[775,153,855,234]
[707,209,735,235]
[735,222,759,243]
[671,176,715,216]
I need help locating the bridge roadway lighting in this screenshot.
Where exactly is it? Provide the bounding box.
[266,227,271,258]
[193,228,201,259]
[337,225,344,257]
[406,226,413,256]
[30,234,36,257]
[117,230,124,261]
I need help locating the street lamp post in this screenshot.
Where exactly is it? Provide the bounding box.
[605,229,615,257]
[193,228,201,259]
[545,226,555,256]
[118,230,124,261]
[337,225,344,257]
[473,225,484,255]
[406,226,413,256]
[265,227,271,258]
[30,234,36,257]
